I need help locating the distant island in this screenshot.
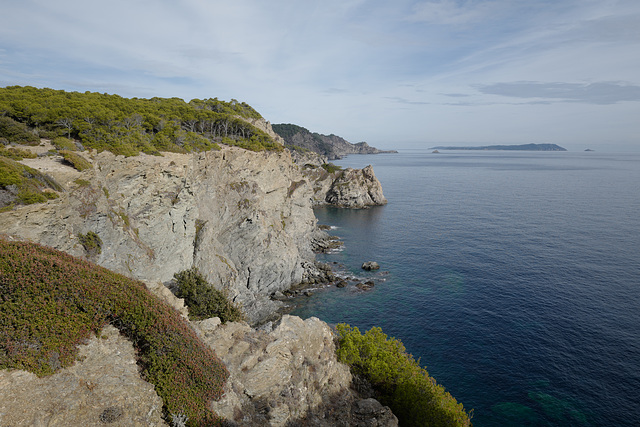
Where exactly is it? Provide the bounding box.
[430,143,567,151]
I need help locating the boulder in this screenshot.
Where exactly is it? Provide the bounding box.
[362,261,380,271]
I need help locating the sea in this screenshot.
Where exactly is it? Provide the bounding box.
[290,149,640,426]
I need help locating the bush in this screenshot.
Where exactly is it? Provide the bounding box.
[0,240,228,426]
[78,231,102,255]
[336,324,471,427]
[173,267,245,323]
[59,150,92,171]
[322,163,342,174]
[0,116,39,144]
[0,157,62,208]
[52,137,77,151]
[0,146,37,160]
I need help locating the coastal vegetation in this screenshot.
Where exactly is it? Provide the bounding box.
[0,240,228,426]
[336,324,472,426]
[321,162,343,174]
[0,86,282,156]
[0,156,62,209]
[173,267,245,323]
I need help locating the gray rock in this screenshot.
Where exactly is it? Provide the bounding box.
[351,398,398,427]
[1,147,386,324]
[362,261,380,271]
[0,325,166,426]
[197,315,354,426]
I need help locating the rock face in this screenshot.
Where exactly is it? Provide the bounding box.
[0,144,397,426]
[0,146,385,323]
[195,315,397,427]
[300,164,387,209]
[272,124,397,160]
[0,325,166,426]
[325,165,387,208]
[0,148,315,323]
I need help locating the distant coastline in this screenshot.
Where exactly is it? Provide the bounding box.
[430,143,567,151]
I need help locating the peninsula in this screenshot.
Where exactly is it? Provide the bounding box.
[431,143,567,151]
[273,123,397,159]
[0,86,470,427]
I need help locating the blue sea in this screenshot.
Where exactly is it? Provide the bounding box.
[290,150,640,426]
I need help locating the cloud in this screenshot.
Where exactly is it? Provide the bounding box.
[407,0,501,25]
[477,81,640,104]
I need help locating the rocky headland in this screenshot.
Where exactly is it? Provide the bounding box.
[272,123,397,160]
[0,140,397,425]
[1,87,469,426]
[0,143,385,324]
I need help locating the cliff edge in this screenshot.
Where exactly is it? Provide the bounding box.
[0,144,386,323]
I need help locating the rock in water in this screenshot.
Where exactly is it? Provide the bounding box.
[325,165,387,208]
[362,261,380,271]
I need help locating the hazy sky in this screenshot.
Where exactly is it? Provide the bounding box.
[1,0,639,151]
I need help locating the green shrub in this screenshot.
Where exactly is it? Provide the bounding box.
[0,157,62,208]
[173,267,245,323]
[0,240,228,426]
[52,137,77,151]
[0,116,39,144]
[59,150,92,171]
[78,231,102,255]
[322,163,342,174]
[17,190,47,204]
[0,146,37,160]
[336,324,471,427]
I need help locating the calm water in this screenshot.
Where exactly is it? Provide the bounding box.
[291,150,640,426]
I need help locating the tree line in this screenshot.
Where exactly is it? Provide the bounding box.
[0,86,281,156]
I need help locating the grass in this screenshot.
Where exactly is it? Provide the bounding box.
[0,239,228,426]
[0,146,37,160]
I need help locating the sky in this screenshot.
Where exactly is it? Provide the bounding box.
[1,0,639,152]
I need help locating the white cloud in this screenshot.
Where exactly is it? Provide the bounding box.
[407,0,501,25]
[0,0,639,150]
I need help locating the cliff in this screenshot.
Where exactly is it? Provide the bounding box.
[0,240,398,426]
[272,123,397,160]
[0,144,386,324]
[301,163,387,208]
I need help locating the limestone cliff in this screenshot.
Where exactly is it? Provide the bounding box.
[0,144,396,426]
[0,145,385,323]
[302,164,387,208]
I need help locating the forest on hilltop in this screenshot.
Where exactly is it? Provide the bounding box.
[0,86,282,156]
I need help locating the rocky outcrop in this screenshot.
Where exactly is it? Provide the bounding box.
[195,315,397,427]
[0,314,397,427]
[0,325,166,426]
[299,164,387,209]
[0,145,385,323]
[272,124,397,160]
[325,165,387,208]
[0,148,318,324]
